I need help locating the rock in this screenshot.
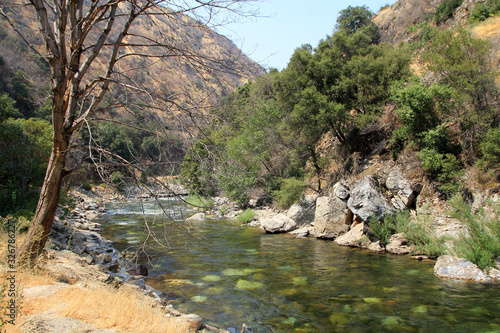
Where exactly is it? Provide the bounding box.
[434,255,493,283]
[289,226,313,238]
[314,196,351,239]
[334,223,366,247]
[241,324,254,333]
[259,214,297,233]
[347,176,395,221]
[286,197,316,227]
[385,233,413,255]
[368,240,384,253]
[131,278,146,289]
[126,264,148,276]
[186,213,206,222]
[334,181,350,200]
[386,167,415,210]
[179,314,203,333]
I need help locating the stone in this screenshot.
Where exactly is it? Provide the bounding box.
[179,314,203,333]
[334,223,365,247]
[434,255,492,283]
[368,240,384,253]
[131,278,146,289]
[386,167,415,210]
[314,196,351,239]
[347,176,395,221]
[286,198,316,227]
[385,233,413,255]
[186,213,206,222]
[259,213,297,233]
[334,181,350,200]
[126,264,148,276]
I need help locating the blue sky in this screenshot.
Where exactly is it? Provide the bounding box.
[218,1,395,70]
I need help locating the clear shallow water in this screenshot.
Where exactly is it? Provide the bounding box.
[97,198,500,333]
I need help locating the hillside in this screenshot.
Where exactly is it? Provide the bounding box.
[375,0,500,69]
[0,3,265,130]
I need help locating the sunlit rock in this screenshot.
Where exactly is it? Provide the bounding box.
[347,176,395,221]
[259,213,298,233]
[314,196,351,239]
[434,255,496,282]
[235,279,264,291]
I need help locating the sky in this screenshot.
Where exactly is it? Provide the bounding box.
[218,0,395,71]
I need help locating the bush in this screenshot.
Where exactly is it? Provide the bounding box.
[449,195,500,271]
[479,127,500,167]
[272,177,305,210]
[470,0,500,22]
[417,148,463,196]
[366,214,396,248]
[236,208,256,223]
[435,0,464,23]
[395,211,446,259]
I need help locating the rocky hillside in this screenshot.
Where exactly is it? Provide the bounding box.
[0,3,265,129]
[375,0,500,67]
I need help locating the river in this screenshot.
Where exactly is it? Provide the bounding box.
[96,197,500,333]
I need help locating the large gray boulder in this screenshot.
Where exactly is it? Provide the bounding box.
[434,255,497,283]
[286,196,316,227]
[314,196,351,239]
[347,176,394,221]
[259,213,297,233]
[386,167,415,210]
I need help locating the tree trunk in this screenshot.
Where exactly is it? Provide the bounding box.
[17,138,68,265]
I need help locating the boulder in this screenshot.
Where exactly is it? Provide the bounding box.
[347,176,395,221]
[385,233,413,255]
[434,255,494,283]
[179,314,203,333]
[186,213,206,222]
[334,181,350,200]
[314,196,351,239]
[386,167,415,210]
[286,197,316,227]
[259,213,297,233]
[126,264,148,276]
[334,223,366,247]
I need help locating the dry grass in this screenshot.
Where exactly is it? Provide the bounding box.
[473,16,500,38]
[56,284,190,333]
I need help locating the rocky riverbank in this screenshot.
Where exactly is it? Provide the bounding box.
[17,188,247,333]
[217,166,500,283]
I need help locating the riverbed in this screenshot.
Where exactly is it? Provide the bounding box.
[97,197,500,332]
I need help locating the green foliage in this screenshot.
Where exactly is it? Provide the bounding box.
[366,214,396,248]
[272,177,305,210]
[435,0,464,23]
[470,0,500,22]
[185,195,214,210]
[110,171,125,186]
[417,148,463,196]
[479,127,500,167]
[0,118,51,214]
[394,211,446,259]
[236,208,256,223]
[180,139,218,197]
[0,215,31,233]
[449,195,500,271]
[0,93,21,122]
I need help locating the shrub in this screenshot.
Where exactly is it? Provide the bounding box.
[417,148,463,196]
[272,177,305,210]
[435,0,464,23]
[470,0,500,22]
[395,211,446,259]
[449,194,500,271]
[366,214,396,248]
[479,127,500,167]
[236,208,256,223]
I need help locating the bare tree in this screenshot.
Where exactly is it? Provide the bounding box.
[0,0,259,264]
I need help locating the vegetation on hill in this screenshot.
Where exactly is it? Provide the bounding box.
[180,4,500,207]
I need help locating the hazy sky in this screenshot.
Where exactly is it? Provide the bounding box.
[218,1,395,70]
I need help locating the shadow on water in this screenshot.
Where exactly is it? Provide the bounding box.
[97,198,500,333]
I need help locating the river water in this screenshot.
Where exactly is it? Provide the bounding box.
[97,197,500,333]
